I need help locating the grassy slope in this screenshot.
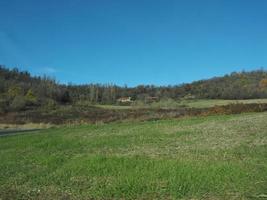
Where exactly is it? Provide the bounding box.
[0,112,267,199]
[96,99,267,109]
[177,99,267,108]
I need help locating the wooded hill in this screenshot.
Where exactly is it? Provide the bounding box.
[1,65,267,112]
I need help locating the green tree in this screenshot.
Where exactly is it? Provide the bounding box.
[10,96,27,111]
[7,86,22,99]
[25,89,37,105]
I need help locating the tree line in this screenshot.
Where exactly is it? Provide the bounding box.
[1,65,267,112]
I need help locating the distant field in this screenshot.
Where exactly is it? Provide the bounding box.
[1,112,266,199]
[95,98,267,109]
[146,98,267,109]
[94,104,132,109]
[177,98,267,108]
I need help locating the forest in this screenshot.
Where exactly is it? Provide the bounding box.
[1,65,267,113]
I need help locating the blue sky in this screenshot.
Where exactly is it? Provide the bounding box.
[0,0,267,86]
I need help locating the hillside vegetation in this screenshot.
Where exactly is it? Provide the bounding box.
[0,112,266,199]
[1,66,267,114]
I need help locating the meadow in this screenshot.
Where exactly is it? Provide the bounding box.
[97,98,267,109]
[174,98,267,108]
[0,112,266,199]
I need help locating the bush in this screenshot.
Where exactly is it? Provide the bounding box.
[205,103,267,115]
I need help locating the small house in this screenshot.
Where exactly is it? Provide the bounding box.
[117,97,132,103]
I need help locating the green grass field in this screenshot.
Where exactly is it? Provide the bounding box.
[176,99,267,108]
[0,112,267,199]
[95,98,267,110]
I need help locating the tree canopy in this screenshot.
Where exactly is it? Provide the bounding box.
[1,65,267,112]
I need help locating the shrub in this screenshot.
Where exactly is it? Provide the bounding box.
[205,103,267,115]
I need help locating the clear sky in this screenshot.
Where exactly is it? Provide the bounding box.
[0,0,267,86]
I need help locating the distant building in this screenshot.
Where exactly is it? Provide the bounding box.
[182,94,196,100]
[117,97,132,103]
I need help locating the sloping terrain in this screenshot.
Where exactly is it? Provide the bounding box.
[0,112,266,199]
